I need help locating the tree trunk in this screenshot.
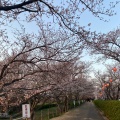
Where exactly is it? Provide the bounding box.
[30,109,35,120]
[63,96,68,112]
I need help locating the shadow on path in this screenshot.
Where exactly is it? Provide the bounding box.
[50,102,105,120]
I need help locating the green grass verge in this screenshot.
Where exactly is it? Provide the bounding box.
[94,100,120,120]
[35,106,60,120]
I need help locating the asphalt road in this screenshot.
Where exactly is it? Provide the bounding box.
[50,102,106,120]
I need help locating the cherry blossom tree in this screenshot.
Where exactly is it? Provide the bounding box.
[46,59,94,112]
[0,0,119,119]
[82,29,120,63]
[0,25,84,119]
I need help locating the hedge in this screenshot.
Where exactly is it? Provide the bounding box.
[94,100,120,120]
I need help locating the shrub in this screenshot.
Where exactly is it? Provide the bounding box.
[35,103,57,111]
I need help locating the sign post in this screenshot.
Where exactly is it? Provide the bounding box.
[22,104,30,120]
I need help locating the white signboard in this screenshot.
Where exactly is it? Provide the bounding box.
[22,104,30,118]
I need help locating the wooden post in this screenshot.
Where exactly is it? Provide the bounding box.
[40,110,42,120]
[48,108,49,120]
[10,116,12,120]
[56,107,57,116]
[52,110,54,118]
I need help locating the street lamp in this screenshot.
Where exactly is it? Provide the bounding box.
[109,79,112,82]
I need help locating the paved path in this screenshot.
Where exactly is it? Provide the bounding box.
[50,102,105,120]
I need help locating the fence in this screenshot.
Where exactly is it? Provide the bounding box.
[35,101,83,120]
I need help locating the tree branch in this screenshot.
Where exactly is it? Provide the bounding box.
[0,0,38,11]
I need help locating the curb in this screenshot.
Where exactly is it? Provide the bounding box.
[95,106,109,120]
